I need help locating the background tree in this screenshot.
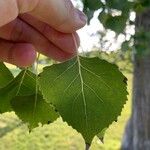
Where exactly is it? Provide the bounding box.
[122,8,150,150]
[81,0,150,149]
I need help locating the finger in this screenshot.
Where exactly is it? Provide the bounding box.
[28,0,87,32]
[20,14,80,53]
[0,0,39,27]
[0,18,75,61]
[0,0,18,27]
[0,0,86,32]
[0,39,36,67]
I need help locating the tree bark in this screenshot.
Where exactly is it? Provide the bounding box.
[122,9,150,150]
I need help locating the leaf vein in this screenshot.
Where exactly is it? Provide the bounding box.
[53,60,77,82]
[77,56,88,131]
[63,74,79,93]
[81,65,111,90]
[83,83,104,103]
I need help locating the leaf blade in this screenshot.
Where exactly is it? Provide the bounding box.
[11,94,59,129]
[0,70,37,113]
[39,56,127,144]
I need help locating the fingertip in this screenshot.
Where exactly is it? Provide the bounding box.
[11,44,36,67]
[56,9,87,33]
[73,8,87,30]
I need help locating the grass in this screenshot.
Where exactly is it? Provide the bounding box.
[0,66,132,150]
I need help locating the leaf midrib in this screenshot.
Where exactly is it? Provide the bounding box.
[77,56,88,131]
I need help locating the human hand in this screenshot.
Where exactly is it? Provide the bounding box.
[0,0,87,67]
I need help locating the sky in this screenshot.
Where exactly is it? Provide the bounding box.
[72,0,135,52]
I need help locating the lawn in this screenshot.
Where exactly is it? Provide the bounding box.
[0,64,132,150]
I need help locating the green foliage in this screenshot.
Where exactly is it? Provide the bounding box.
[0,73,132,150]
[39,56,127,144]
[0,70,36,113]
[0,54,128,146]
[106,0,129,10]
[0,69,58,129]
[99,12,128,34]
[82,0,150,57]
[121,41,131,52]
[83,0,130,33]
[83,0,103,23]
[83,0,103,10]
[11,94,59,129]
[134,0,150,12]
[0,63,14,88]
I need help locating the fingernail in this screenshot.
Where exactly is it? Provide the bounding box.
[75,9,87,26]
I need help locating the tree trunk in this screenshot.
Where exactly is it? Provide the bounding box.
[122,10,150,150]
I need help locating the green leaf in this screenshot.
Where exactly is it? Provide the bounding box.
[11,94,59,129]
[0,63,14,88]
[106,0,128,10]
[138,0,150,8]
[99,14,127,34]
[98,11,109,25]
[83,0,103,10]
[0,70,36,113]
[0,69,59,128]
[39,56,127,144]
[83,0,103,23]
[121,41,130,51]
